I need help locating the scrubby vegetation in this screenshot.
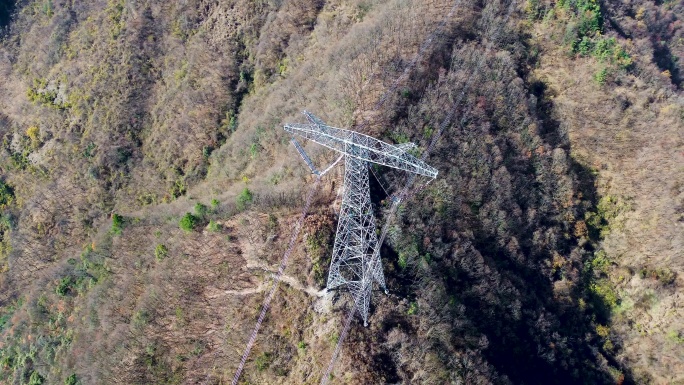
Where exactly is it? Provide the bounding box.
[0,0,681,384]
[179,213,198,232]
[236,187,254,211]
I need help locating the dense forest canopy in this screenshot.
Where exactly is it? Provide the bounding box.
[0,0,682,384]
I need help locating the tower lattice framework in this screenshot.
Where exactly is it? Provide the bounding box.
[285,111,437,325]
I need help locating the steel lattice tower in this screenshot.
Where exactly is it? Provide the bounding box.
[285,111,437,325]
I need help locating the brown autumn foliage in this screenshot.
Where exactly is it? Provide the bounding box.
[0,0,681,384]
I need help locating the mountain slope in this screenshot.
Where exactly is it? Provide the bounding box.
[0,0,681,384]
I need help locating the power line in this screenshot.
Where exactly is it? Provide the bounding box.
[320,301,357,385]
[233,0,515,385]
[229,0,478,382]
[319,0,522,382]
[230,177,322,385]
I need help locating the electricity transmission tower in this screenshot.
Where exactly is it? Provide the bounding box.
[285,111,437,326]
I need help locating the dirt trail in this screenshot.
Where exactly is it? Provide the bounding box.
[209,273,325,298]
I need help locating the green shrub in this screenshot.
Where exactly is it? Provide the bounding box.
[591,37,632,68]
[0,310,12,332]
[590,279,618,308]
[26,125,39,138]
[208,220,220,232]
[577,36,593,56]
[82,142,96,158]
[211,198,220,210]
[27,87,58,106]
[249,143,260,158]
[593,37,615,61]
[612,47,633,70]
[657,269,676,285]
[56,276,75,296]
[255,352,272,371]
[64,374,78,385]
[590,249,611,273]
[267,214,278,232]
[586,195,628,236]
[422,126,434,139]
[154,244,168,261]
[594,67,608,85]
[407,301,418,315]
[567,0,605,54]
[0,237,11,271]
[525,0,542,19]
[220,110,237,133]
[397,241,419,270]
[355,2,372,21]
[28,371,44,385]
[0,180,15,209]
[43,0,53,17]
[398,253,408,269]
[132,310,149,330]
[236,188,253,211]
[667,330,684,344]
[111,214,124,235]
[179,213,198,232]
[575,0,602,37]
[194,202,208,218]
[639,267,676,285]
[170,179,186,199]
[329,332,339,344]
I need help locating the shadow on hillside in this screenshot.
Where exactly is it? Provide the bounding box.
[374,77,636,384]
[0,0,16,30]
[652,42,682,88]
[476,83,631,384]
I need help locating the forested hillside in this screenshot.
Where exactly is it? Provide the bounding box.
[0,0,682,384]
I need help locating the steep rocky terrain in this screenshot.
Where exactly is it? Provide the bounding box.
[0,0,682,384]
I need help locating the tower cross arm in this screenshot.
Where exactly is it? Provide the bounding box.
[284,115,437,179]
